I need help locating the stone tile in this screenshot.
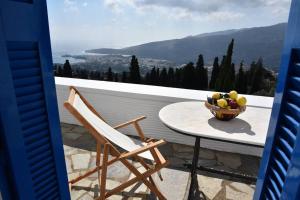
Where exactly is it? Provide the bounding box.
[72,126,88,134]
[68,172,80,182]
[216,152,242,169]
[107,161,131,182]
[72,154,91,170]
[172,143,193,153]
[65,156,73,173]
[153,168,189,200]
[73,179,93,188]
[197,175,223,200]
[199,148,215,160]
[198,159,217,167]
[174,152,194,160]
[64,145,79,156]
[78,193,94,200]
[226,182,254,200]
[70,189,85,200]
[169,157,186,167]
[64,132,83,140]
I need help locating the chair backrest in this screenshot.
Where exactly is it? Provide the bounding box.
[64,87,153,160]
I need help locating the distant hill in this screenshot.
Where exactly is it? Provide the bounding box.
[87,23,287,70]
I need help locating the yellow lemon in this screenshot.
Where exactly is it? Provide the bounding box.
[217,99,228,108]
[229,90,238,100]
[212,92,221,99]
[237,96,247,106]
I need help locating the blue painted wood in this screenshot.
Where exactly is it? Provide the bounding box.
[254,0,300,199]
[0,0,70,199]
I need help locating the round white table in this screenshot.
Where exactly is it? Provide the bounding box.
[159,101,271,200]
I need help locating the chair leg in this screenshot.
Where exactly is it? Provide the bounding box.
[120,159,166,200]
[99,144,109,200]
[96,143,102,191]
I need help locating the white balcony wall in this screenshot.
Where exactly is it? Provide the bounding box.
[55,77,274,156]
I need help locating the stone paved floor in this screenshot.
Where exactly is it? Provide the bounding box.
[62,123,256,200]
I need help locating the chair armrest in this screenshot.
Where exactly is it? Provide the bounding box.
[119,139,166,159]
[113,116,146,130]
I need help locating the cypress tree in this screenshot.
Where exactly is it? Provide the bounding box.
[235,62,247,94]
[114,73,119,82]
[215,39,235,92]
[159,68,168,86]
[56,66,63,77]
[209,57,219,89]
[195,54,206,90]
[121,71,127,82]
[167,68,175,87]
[182,62,195,89]
[149,67,157,85]
[107,67,113,81]
[63,59,72,78]
[129,55,141,83]
[175,68,182,87]
[249,58,264,94]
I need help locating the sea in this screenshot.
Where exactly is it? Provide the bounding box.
[52,51,102,64]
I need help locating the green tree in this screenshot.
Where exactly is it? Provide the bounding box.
[149,67,157,85]
[121,71,128,82]
[235,62,247,94]
[63,59,72,78]
[107,67,113,81]
[249,58,264,94]
[159,68,168,86]
[182,62,195,89]
[209,57,219,89]
[195,54,208,90]
[215,39,235,92]
[129,55,141,83]
[167,68,175,87]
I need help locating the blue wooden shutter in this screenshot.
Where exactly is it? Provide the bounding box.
[254,0,300,199]
[0,1,70,199]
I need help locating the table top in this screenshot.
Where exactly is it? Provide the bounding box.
[159,101,272,147]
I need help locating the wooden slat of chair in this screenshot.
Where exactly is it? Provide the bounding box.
[64,86,168,200]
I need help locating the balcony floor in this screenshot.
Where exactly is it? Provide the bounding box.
[62,123,255,200]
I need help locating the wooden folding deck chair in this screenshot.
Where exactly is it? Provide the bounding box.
[64,86,168,200]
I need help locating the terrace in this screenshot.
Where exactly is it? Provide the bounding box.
[56,77,273,199]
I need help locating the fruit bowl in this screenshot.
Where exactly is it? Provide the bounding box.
[205,91,247,121]
[205,101,246,121]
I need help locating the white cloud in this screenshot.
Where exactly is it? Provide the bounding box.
[102,0,290,21]
[64,0,79,12]
[82,2,88,7]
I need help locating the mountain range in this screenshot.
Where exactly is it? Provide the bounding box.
[86,23,287,70]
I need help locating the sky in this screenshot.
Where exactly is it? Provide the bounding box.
[47,0,291,52]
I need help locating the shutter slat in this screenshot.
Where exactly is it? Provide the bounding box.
[28,150,52,166]
[273,157,287,177]
[12,68,40,79]
[32,168,55,184]
[280,126,296,145]
[38,186,59,200]
[14,76,42,88]
[282,114,299,133]
[287,89,300,105]
[19,100,45,113]
[10,59,40,70]
[21,115,48,130]
[30,156,53,173]
[266,186,276,200]
[20,107,46,121]
[268,177,281,198]
[23,122,48,137]
[26,137,50,153]
[279,137,293,156]
[8,50,38,60]
[34,175,57,196]
[27,142,51,160]
[270,167,284,188]
[290,76,300,91]
[15,84,43,97]
[24,129,49,144]
[286,102,300,121]
[32,162,55,180]
[6,41,37,51]
[275,147,290,167]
